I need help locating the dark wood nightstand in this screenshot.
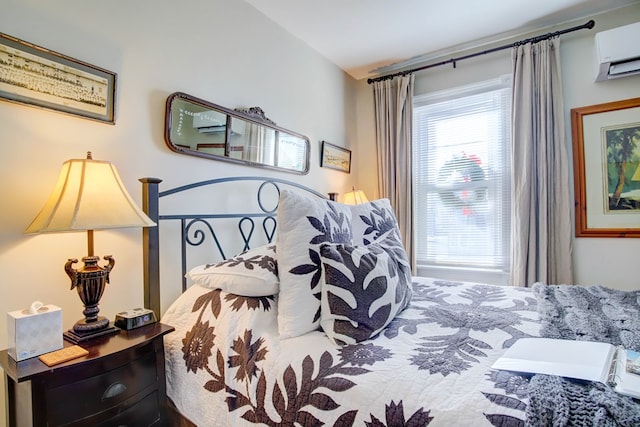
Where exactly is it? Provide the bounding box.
[0,323,174,426]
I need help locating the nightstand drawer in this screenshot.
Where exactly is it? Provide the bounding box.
[46,350,157,425]
[95,390,161,427]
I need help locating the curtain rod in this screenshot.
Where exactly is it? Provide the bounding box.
[367,19,595,84]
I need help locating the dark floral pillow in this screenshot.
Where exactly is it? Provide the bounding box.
[319,232,412,346]
[186,245,278,296]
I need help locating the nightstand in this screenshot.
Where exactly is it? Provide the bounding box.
[0,322,174,426]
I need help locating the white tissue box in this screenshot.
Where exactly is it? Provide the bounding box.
[7,303,63,361]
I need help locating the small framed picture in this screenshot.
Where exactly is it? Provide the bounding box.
[321,141,351,173]
[0,32,116,124]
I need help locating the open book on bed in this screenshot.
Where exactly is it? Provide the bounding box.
[492,338,640,399]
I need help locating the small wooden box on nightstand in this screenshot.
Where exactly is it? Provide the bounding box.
[0,322,174,426]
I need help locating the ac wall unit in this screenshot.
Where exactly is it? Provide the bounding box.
[197,125,226,134]
[196,120,244,135]
[594,21,640,82]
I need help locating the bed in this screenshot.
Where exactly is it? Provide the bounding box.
[140,176,640,427]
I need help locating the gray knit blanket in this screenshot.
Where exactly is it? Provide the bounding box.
[526,283,640,426]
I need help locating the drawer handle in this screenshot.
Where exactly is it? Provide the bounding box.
[102,382,127,401]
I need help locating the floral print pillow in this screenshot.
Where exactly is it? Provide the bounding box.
[186,244,279,296]
[350,199,401,246]
[350,199,413,291]
[276,189,352,339]
[319,231,412,346]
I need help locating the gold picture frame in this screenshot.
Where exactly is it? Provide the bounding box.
[571,97,640,237]
[0,32,116,124]
[320,141,351,173]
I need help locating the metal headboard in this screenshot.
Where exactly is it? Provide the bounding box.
[140,176,326,318]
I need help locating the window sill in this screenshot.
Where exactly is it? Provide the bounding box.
[416,264,509,286]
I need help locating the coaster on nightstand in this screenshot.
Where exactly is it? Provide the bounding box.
[38,345,89,366]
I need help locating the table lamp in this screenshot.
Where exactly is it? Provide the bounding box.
[25,152,156,343]
[343,187,369,205]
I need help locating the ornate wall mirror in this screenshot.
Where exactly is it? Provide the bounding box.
[164,92,310,174]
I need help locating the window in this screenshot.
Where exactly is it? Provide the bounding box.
[413,76,511,284]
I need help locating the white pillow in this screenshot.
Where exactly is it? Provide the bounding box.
[350,198,401,246]
[276,189,352,339]
[186,245,278,296]
[350,198,412,281]
[319,231,412,346]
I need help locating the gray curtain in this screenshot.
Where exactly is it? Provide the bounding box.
[373,74,415,271]
[242,123,274,163]
[510,38,573,286]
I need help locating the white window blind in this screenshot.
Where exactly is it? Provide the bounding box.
[277,135,306,170]
[413,76,511,284]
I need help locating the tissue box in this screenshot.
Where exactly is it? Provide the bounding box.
[7,303,63,361]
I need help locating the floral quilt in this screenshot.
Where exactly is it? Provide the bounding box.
[161,277,541,426]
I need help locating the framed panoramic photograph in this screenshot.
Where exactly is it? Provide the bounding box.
[0,32,116,124]
[571,97,640,237]
[320,141,351,173]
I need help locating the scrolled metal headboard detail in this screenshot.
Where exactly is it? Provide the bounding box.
[139,176,326,318]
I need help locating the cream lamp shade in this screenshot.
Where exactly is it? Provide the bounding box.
[343,187,369,205]
[25,152,156,236]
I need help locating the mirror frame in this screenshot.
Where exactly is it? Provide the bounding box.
[164,92,310,174]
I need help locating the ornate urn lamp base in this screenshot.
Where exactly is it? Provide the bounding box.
[62,255,121,344]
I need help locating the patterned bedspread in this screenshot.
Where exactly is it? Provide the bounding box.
[161,277,541,426]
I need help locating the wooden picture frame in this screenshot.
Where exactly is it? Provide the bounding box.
[320,141,351,173]
[0,32,116,124]
[571,97,640,237]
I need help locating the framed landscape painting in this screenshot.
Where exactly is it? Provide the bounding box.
[571,97,640,237]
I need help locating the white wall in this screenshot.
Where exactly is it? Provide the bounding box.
[0,0,358,422]
[355,5,640,291]
[561,7,640,290]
